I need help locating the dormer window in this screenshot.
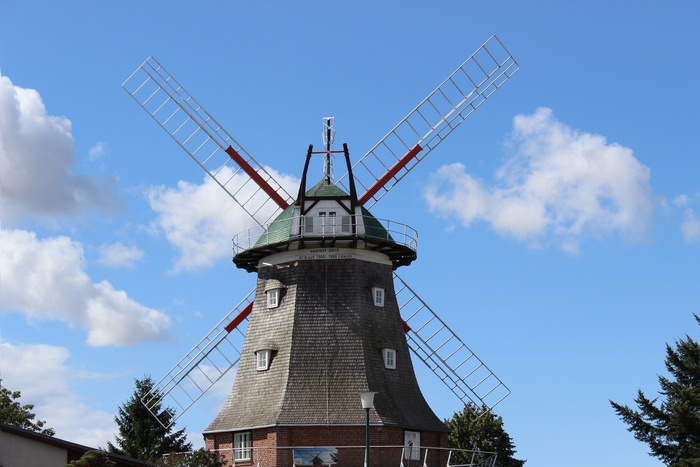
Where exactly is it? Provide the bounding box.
[264,280,284,309]
[267,289,280,308]
[371,287,385,307]
[383,348,397,369]
[305,209,352,236]
[256,350,271,371]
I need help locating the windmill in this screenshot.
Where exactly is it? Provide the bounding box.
[123,35,519,466]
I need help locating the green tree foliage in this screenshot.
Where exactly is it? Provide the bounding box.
[610,315,700,466]
[0,384,55,436]
[157,449,224,467]
[66,450,117,467]
[444,405,525,467]
[107,376,192,462]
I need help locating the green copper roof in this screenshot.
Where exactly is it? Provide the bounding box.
[305,180,350,197]
[360,206,395,243]
[236,179,417,271]
[254,205,295,248]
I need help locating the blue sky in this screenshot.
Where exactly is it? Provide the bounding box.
[1,1,699,465]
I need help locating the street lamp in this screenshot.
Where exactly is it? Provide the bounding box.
[359,391,377,467]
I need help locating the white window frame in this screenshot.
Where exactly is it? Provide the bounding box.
[319,211,337,235]
[371,287,385,307]
[404,430,420,461]
[266,288,280,309]
[256,350,271,371]
[234,431,252,461]
[383,348,396,369]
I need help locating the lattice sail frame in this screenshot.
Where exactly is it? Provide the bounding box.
[126,35,518,427]
[337,35,519,208]
[122,57,293,227]
[395,274,510,412]
[142,290,255,428]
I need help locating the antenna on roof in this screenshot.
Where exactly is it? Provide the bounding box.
[322,117,335,182]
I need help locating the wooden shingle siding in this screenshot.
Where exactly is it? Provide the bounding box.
[205,257,447,433]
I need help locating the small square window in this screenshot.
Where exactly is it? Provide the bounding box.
[234,431,252,461]
[371,287,385,307]
[256,350,271,371]
[267,289,280,308]
[383,348,396,369]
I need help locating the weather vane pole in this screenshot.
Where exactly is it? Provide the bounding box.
[322,117,335,182]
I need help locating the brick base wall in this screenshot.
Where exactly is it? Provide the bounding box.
[205,425,449,467]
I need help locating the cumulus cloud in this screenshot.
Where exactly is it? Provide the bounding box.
[0,229,171,346]
[0,73,116,225]
[97,242,144,268]
[147,167,299,273]
[425,107,655,252]
[0,341,116,447]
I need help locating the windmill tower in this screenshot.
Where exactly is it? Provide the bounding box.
[205,120,446,466]
[122,36,519,467]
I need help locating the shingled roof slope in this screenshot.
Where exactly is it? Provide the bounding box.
[205,257,447,433]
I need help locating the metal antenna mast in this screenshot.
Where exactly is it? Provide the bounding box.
[322,117,335,182]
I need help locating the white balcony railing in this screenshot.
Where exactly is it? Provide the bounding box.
[165,445,497,467]
[232,214,418,255]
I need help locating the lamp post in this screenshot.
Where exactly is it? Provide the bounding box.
[359,391,377,467]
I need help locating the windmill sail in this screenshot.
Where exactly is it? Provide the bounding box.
[126,36,517,434]
[395,273,510,412]
[338,35,519,208]
[142,290,255,428]
[122,57,293,227]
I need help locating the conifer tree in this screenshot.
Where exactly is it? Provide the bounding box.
[610,315,700,466]
[107,376,192,462]
[0,384,55,436]
[444,405,525,467]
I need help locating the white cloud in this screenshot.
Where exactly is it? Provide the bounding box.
[147,167,299,273]
[88,141,108,161]
[97,242,144,268]
[0,73,116,225]
[680,208,700,243]
[0,341,116,448]
[425,107,655,251]
[670,195,700,243]
[672,194,691,207]
[0,228,171,346]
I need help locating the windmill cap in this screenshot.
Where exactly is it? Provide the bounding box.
[232,183,417,272]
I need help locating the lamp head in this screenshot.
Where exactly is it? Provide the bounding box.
[359,391,378,409]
